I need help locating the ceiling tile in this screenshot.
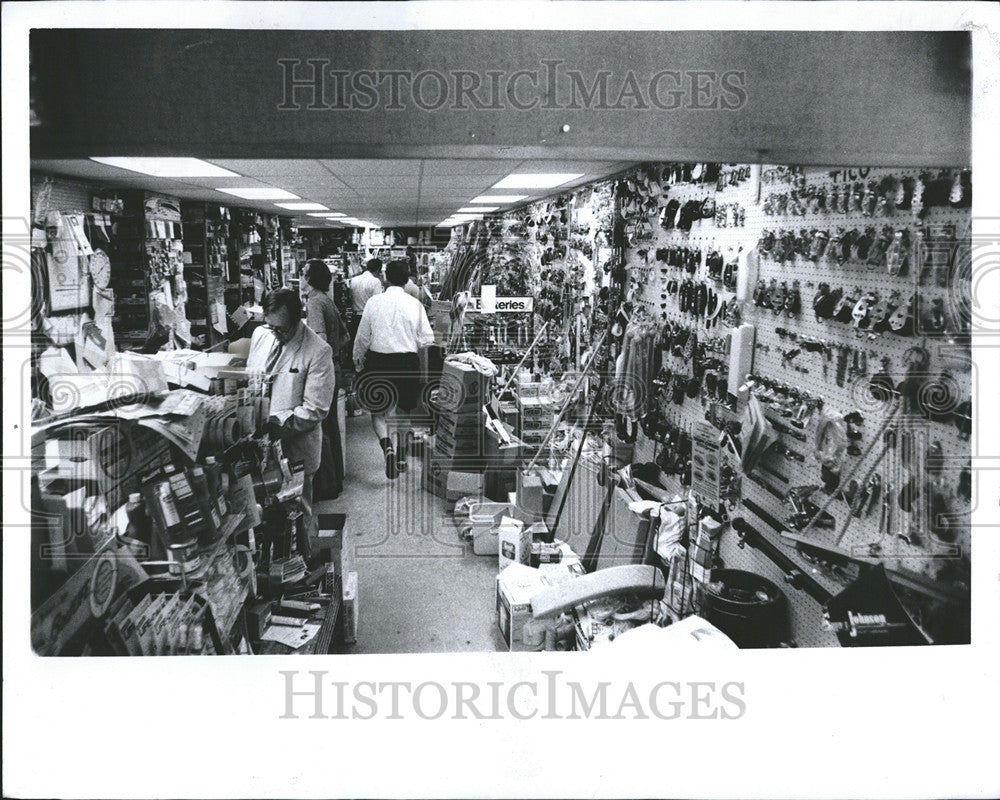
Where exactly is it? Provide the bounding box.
[205,159,331,178]
[505,160,619,176]
[277,178,356,191]
[419,175,501,190]
[337,176,421,191]
[321,159,422,176]
[420,159,518,175]
[177,176,289,191]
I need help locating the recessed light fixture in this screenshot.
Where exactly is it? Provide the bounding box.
[307,212,347,218]
[275,202,329,211]
[89,157,240,178]
[458,207,499,213]
[491,173,583,189]
[470,195,529,204]
[215,187,300,200]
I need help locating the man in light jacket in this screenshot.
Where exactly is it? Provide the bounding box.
[247,289,335,550]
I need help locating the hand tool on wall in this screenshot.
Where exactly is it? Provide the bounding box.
[793,401,901,546]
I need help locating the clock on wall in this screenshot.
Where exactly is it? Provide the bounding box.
[89,248,111,289]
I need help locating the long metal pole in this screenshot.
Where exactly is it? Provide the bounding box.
[497,320,550,396]
[526,326,609,473]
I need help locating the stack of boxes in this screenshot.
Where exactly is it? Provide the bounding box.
[689,515,725,584]
[516,393,553,450]
[424,360,488,502]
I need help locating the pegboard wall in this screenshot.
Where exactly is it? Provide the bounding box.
[31,173,102,220]
[620,162,971,647]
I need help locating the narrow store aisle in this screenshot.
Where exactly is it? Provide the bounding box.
[315,412,504,654]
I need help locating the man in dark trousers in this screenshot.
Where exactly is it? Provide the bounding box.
[353,259,434,479]
[303,259,349,498]
[247,289,335,549]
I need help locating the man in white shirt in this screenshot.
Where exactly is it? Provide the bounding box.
[353,259,435,479]
[349,257,384,315]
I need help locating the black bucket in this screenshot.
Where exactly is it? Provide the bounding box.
[703,568,788,648]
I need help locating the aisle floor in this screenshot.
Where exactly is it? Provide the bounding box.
[315,412,505,654]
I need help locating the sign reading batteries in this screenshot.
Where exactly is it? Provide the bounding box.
[474,285,534,314]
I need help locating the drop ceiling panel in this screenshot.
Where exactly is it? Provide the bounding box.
[415,192,485,202]
[276,188,358,200]
[266,179,356,192]
[420,159,519,175]
[321,159,423,176]
[419,175,502,189]
[336,176,422,191]
[172,176,291,190]
[206,159,330,178]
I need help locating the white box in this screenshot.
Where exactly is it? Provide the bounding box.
[497,516,529,570]
[496,564,548,652]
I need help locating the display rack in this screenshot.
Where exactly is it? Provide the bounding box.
[623,161,971,646]
[181,202,232,348]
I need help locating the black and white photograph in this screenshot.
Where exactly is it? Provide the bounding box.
[3,2,999,798]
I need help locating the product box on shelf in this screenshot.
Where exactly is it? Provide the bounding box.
[313,513,346,578]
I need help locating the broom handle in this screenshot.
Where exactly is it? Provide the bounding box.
[526,327,609,473]
[497,320,551,396]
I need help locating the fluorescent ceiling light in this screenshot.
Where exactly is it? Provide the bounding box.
[470,195,529,204]
[275,202,329,211]
[453,213,483,219]
[89,157,240,178]
[307,212,347,218]
[216,187,300,200]
[491,173,583,189]
[458,206,499,213]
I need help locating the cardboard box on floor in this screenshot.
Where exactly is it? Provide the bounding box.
[495,559,583,652]
[497,516,529,569]
[495,563,547,652]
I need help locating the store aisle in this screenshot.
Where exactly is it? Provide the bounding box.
[315,413,504,654]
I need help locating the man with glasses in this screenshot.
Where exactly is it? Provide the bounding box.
[247,289,335,552]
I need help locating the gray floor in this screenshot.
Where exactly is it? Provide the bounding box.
[315,412,505,653]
